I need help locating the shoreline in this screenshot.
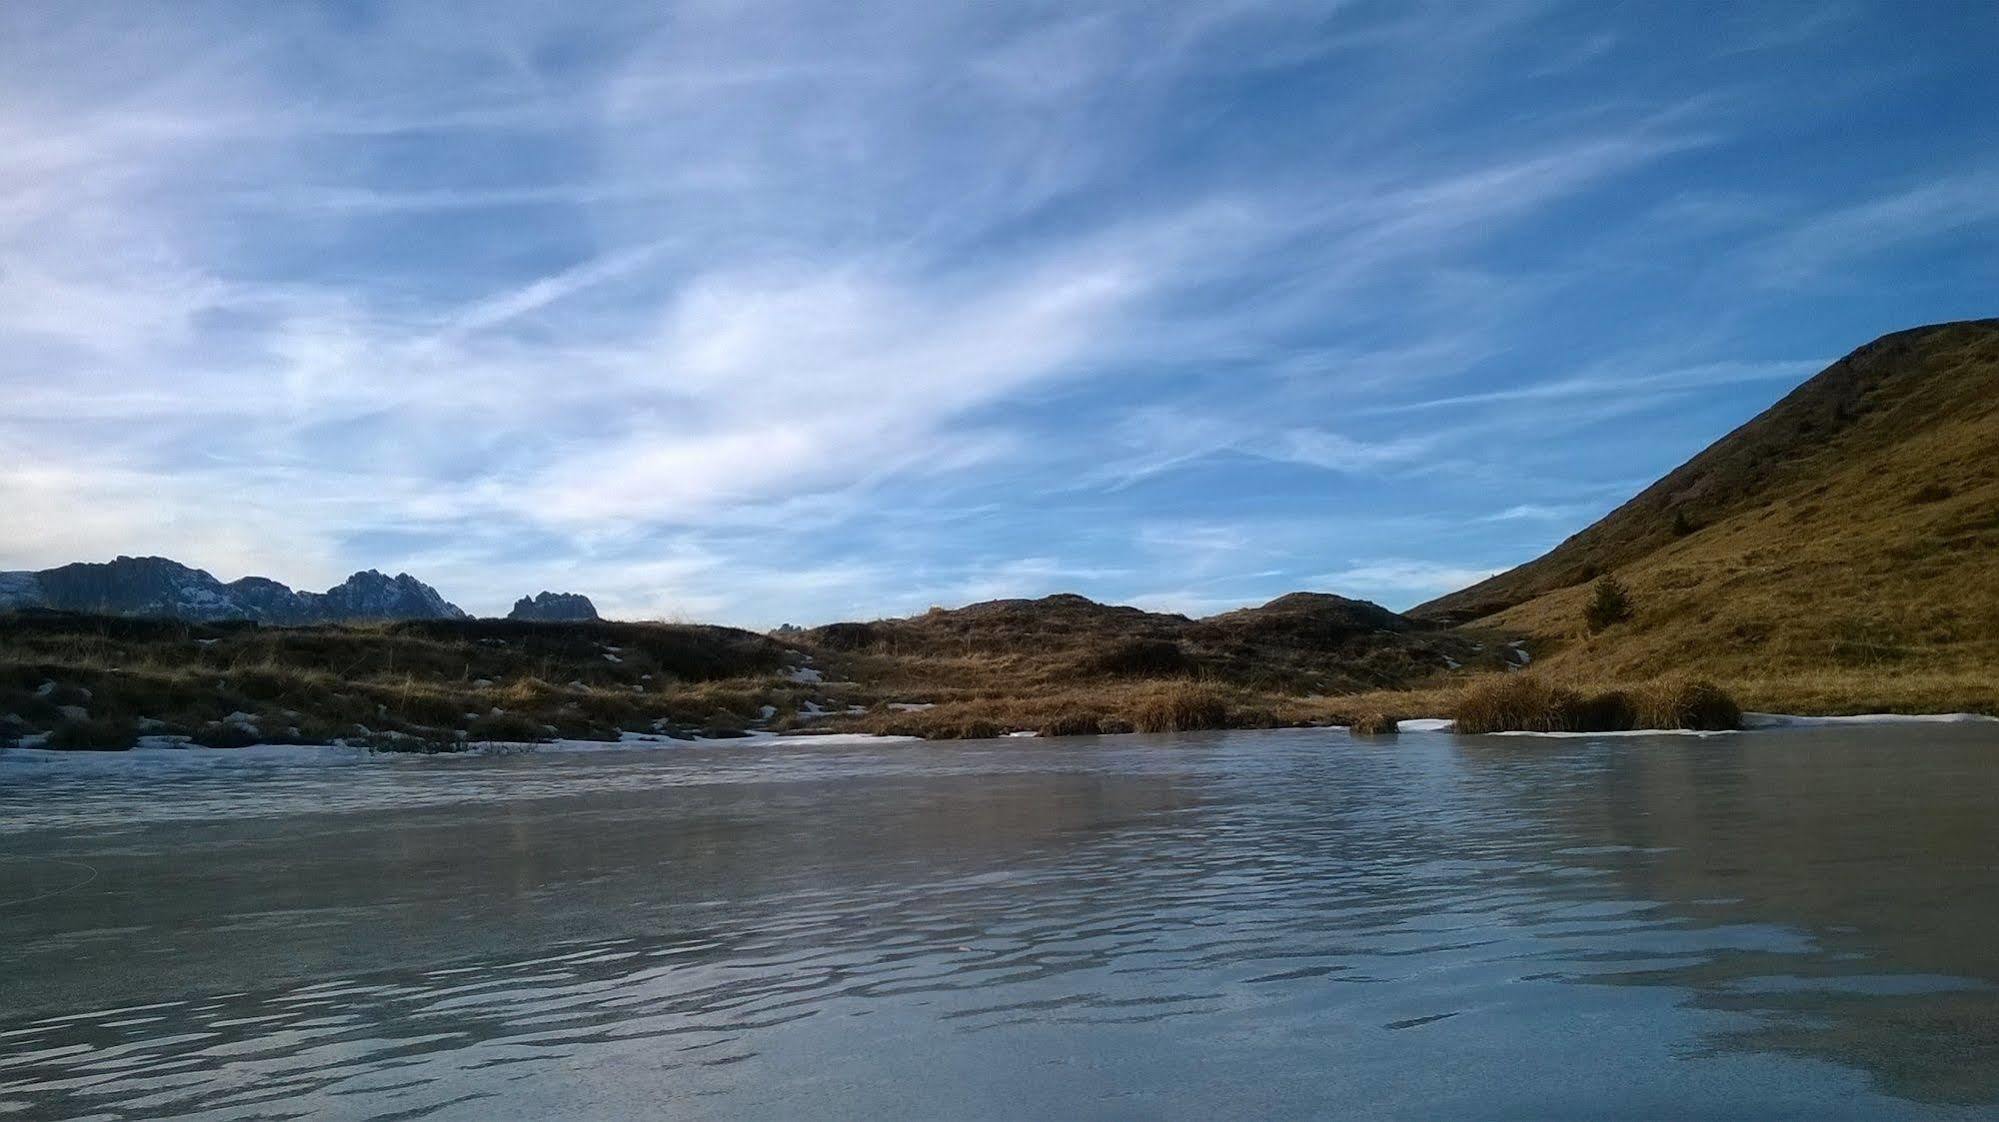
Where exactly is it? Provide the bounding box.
[5,711,1998,766]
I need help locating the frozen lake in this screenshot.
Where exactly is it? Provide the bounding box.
[5,724,1999,1119]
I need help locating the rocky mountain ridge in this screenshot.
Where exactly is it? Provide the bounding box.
[0,556,468,625]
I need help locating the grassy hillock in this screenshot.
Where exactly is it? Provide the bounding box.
[797,591,1514,738]
[1413,319,1999,717]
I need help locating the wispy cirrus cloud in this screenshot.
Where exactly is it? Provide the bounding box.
[1,1,1991,625]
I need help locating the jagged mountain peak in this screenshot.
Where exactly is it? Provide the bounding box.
[508,592,599,622]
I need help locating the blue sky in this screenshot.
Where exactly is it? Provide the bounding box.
[2,1,1994,626]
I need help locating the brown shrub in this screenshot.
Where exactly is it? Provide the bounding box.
[1038,709,1109,737]
[1452,675,1587,734]
[1635,678,1741,730]
[1131,683,1231,733]
[1347,712,1400,736]
[1573,689,1639,731]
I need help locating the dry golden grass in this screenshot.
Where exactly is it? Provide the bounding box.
[1452,676,1591,734]
[1346,712,1402,736]
[1448,673,1741,734]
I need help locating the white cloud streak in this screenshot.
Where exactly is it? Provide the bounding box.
[0,0,1968,624]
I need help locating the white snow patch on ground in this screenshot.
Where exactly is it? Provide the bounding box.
[529,730,917,752]
[1743,712,1999,729]
[1492,727,1736,739]
[786,666,825,684]
[888,702,935,712]
[1396,718,1455,733]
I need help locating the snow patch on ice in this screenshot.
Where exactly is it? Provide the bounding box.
[1742,712,1999,729]
[1491,727,1736,739]
[1396,718,1455,733]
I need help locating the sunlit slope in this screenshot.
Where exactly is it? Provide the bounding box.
[1414,319,1999,711]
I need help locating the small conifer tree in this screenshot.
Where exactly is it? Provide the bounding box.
[1584,574,1634,634]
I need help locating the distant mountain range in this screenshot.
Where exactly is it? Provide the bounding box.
[0,556,467,625]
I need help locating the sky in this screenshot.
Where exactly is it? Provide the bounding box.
[2,1,1995,627]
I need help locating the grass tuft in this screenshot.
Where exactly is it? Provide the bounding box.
[1131,683,1231,733]
[1635,677,1741,730]
[1452,675,1588,734]
[1347,712,1401,736]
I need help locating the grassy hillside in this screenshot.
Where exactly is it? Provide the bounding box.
[1413,319,1999,715]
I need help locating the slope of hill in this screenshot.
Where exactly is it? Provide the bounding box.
[0,556,467,624]
[1414,318,1999,713]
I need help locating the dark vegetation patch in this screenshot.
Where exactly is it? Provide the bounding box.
[1452,674,1740,734]
[45,717,138,752]
[1081,638,1194,677]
